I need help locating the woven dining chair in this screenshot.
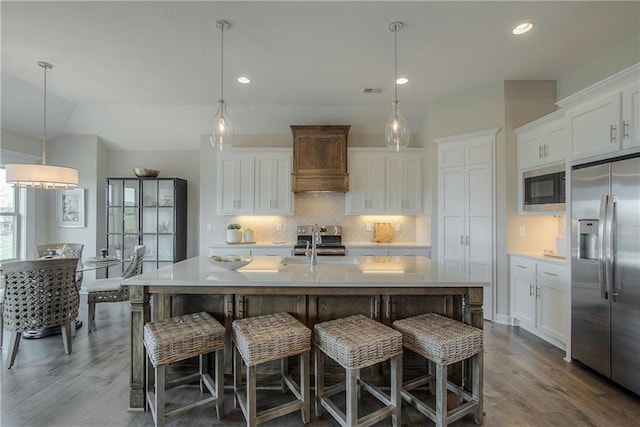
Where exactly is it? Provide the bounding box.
[35,243,85,290]
[1,258,79,369]
[83,245,145,332]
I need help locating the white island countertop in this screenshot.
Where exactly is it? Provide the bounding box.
[125,255,488,289]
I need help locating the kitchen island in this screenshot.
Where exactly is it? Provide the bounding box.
[125,255,488,410]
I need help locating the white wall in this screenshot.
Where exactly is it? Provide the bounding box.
[557,35,640,101]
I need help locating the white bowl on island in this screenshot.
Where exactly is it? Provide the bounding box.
[208,255,253,270]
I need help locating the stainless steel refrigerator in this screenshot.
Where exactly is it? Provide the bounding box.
[571,153,640,395]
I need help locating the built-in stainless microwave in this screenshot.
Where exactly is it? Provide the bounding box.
[523,164,566,211]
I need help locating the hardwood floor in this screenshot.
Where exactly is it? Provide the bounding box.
[2,299,639,427]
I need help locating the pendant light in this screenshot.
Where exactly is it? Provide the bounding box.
[5,62,78,189]
[209,20,234,152]
[384,21,410,152]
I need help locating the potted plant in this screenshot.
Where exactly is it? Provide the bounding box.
[226,223,242,243]
[243,226,255,243]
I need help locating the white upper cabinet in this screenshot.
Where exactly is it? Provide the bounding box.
[345,148,423,215]
[217,154,255,215]
[217,149,293,215]
[622,82,640,150]
[255,155,293,215]
[516,110,567,171]
[386,155,422,214]
[557,63,639,162]
[346,154,386,214]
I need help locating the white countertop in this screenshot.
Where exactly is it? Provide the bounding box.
[509,251,567,265]
[208,241,430,249]
[345,242,431,249]
[125,255,487,288]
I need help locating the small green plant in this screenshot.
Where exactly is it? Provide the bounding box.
[244,226,255,233]
[227,223,241,230]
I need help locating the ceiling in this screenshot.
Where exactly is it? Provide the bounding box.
[2,1,639,151]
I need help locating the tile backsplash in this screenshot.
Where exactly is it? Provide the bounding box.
[214,192,425,243]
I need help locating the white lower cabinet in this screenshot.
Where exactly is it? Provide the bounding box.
[510,255,567,349]
[347,247,430,257]
[209,247,292,257]
[249,247,292,257]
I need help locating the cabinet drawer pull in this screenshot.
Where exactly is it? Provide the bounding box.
[610,124,617,142]
[543,271,558,277]
[516,264,528,269]
[529,283,534,297]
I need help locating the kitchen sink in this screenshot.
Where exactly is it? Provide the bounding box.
[280,256,360,266]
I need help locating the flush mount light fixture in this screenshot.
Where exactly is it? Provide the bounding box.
[396,77,408,85]
[5,61,78,189]
[209,20,234,152]
[384,21,410,152]
[237,76,251,84]
[512,21,534,35]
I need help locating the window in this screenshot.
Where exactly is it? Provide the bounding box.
[0,167,20,261]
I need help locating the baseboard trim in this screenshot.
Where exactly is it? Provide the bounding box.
[495,314,512,325]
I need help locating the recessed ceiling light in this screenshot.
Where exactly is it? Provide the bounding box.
[396,77,409,85]
[512,21,534,35]
[237,76,251,84]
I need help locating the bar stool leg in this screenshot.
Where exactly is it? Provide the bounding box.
[281,357,289,393]
[391,355,402,427]
[247,364,257,427]
[473,352,484,424]
[315,346,324,417]
[346,368,358,426]
[435,363,446,427]
[301,351,310,423]
[234,347,242,409]
[156,364,166,427]
[428,359,436,393]
[215,349,225,419]
[199,353,207,393]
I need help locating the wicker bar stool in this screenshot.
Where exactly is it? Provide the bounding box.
[232,312,311,427]
[393,313,484,427]
[313,314,403,427]
[143,312,225,427]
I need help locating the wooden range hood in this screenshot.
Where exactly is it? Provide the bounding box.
[291,125,350,192]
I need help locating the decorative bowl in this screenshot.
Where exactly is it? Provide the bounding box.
[208,255,253,270]
[133,168,160,178]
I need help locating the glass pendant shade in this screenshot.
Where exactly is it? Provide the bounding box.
[209,100,234,152]
[385,101,410,152]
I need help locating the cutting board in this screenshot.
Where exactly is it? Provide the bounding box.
[373,222,394,243]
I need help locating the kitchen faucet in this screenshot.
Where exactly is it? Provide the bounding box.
[307,224,323,265]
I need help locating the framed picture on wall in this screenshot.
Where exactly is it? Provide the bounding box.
[57,188,85,228]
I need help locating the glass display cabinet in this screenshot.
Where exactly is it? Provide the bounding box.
[105,177,187,276]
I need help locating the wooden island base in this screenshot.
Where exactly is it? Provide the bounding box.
[127,256,486,410]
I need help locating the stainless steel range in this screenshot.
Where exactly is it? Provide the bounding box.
[294,225,346,256]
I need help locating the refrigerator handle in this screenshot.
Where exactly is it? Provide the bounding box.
[606,196,617,299]
[598,195,608,299]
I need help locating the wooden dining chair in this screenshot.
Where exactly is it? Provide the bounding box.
[1,258,79,368]
[83,245,145,332]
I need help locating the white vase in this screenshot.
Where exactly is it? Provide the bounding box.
[243,231,255,243]
[226,229,242,243]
